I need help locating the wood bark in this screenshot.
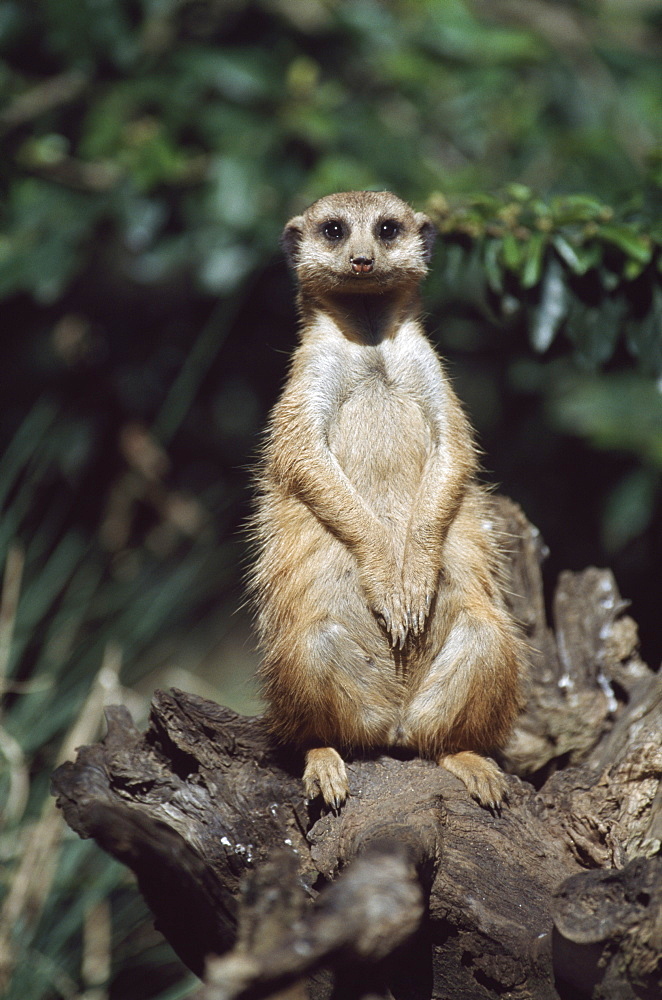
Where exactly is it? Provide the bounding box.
[51,497,662,1000]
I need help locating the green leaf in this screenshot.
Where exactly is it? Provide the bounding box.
[482,237,503,293]
[602,468,658,553]
[521,232,546,288]
[552,235,602,276]
[623,257,647,281]
[506,183,532,203]
[501,230,524,271]
[625,286,662,377]
[548,371,662,466]
[552,235,584,273]
[466,193,501,214]
[173,46,278,103]
[530,257,567,352]
[564,292,625,369]
[600,225,652,265]
[550,194,611,224]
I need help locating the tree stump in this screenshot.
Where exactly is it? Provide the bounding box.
[51,498,662,1000]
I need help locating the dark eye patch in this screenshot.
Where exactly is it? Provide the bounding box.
[321,220,345,241]
[378,220,400,241]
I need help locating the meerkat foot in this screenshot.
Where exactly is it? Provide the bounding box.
[438,751,507,809]
[303,747,349,812]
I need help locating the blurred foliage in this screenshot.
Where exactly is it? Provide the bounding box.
[3,0,662,303]
[1,0,662,997]
[0,403,226,1000]
[430,186,662,367]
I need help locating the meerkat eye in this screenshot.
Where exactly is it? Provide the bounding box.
[322,220,345,241]
[378,220,400,241]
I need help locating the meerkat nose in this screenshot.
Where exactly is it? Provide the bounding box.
[350,256,374,274]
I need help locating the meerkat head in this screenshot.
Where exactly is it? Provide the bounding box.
[282,190,436,297]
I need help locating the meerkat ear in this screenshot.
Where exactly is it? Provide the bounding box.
[281,216,304,268]
[415,212,437,263]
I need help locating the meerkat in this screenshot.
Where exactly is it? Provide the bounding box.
[249,190,525,810]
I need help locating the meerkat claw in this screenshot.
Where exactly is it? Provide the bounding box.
[389,622,407,649]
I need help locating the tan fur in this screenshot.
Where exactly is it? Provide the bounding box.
[248,190,526,810]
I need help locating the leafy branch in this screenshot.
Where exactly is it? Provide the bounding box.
[427,185,662,375]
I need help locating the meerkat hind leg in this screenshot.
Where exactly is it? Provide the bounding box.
[303,747,349,811]
[439,751,507,809]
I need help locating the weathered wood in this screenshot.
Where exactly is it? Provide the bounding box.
[199,840,426,1000]
[552,855,662,1000]
[51,497,662,999]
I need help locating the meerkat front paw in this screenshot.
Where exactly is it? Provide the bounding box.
[438,751,508,810]
[358,563,410,648]
[303,747,349,812]
[402,573,436,637]
[402,546,439,637]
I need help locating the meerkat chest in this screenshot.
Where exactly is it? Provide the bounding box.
[327,347,433,500]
